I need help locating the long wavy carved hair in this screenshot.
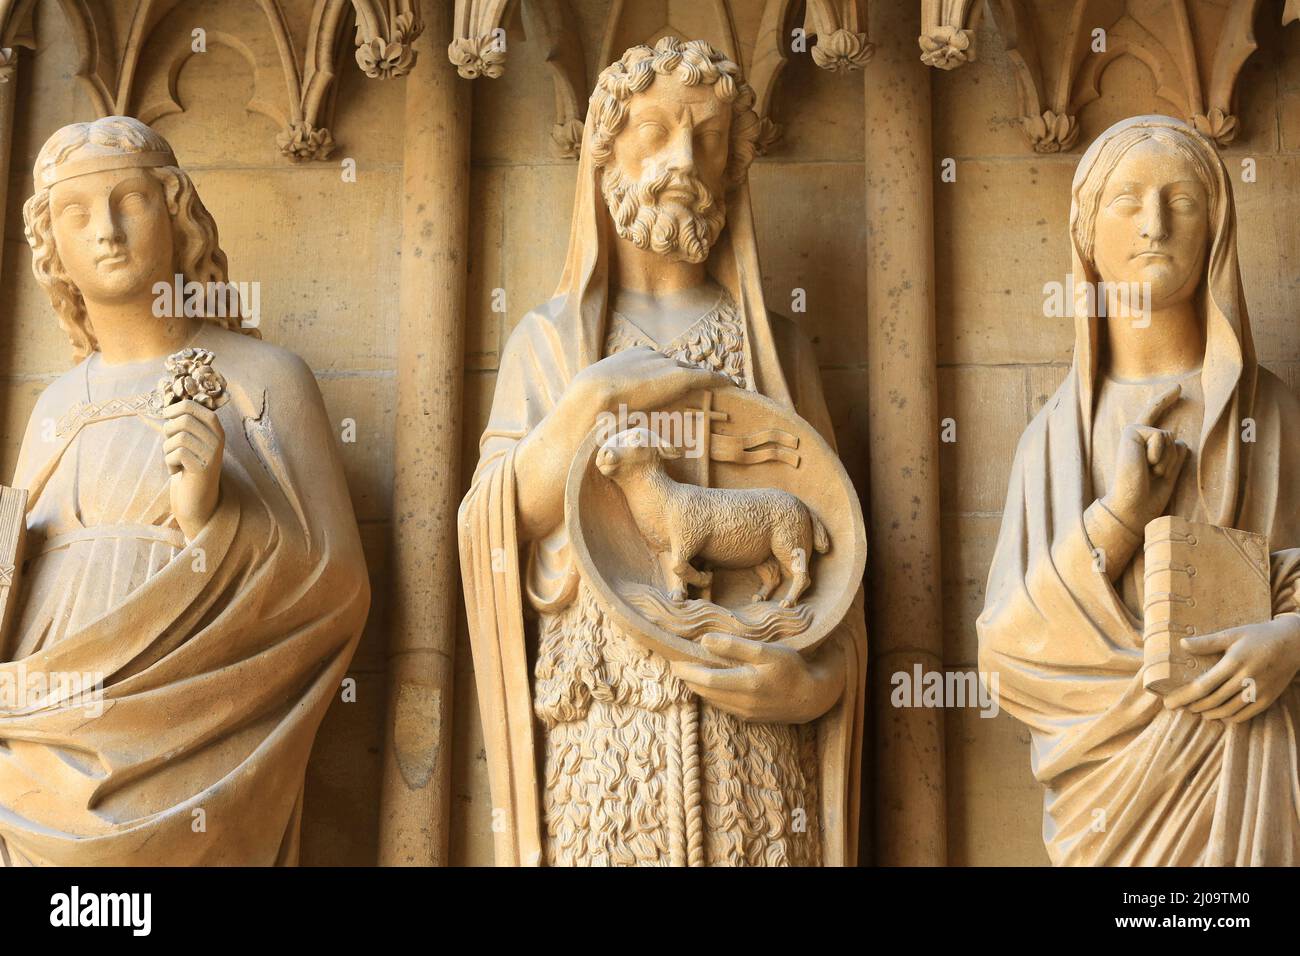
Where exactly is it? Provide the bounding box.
[22,116,260,362]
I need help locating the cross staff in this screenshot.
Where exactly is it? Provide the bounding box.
[683,390,730,493]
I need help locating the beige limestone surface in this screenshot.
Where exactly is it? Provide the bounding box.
[1,3,402,866]
[0,115,369,864]
[979,115,1300,866]
[458,36,868,867]
[4,0,1300,867]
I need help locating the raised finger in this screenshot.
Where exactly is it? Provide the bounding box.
[1136,383,1182,428]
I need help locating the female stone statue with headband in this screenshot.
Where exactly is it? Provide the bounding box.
[0,116,368,865]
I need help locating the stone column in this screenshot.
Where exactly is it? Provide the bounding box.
[378,0,470,867]
[0,56,17,333]
[863,0,947,866]
[0,53,18,435]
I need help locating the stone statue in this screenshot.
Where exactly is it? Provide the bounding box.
[979,115,1300,865]
[459,37,868,867]
[594,427,830,607]
[0,116,369,865]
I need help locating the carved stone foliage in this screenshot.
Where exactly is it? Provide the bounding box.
[804,0,873,71]
[352,0,423,79]
[450,0,870,159]
[450,0,586,157]
[25,0,416,163]
[919,0,979,70]
[0,0,35,82]
[920,0,1290,153]
[448,0,511,78]
[749,0,872,151]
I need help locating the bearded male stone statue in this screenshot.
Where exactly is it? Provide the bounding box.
[459,36,867,867]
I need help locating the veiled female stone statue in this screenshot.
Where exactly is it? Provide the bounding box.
[459,37,867,867]
[0,116,368,865]
[980,115,1300,865]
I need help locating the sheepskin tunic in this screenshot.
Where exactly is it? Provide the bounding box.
[533,291,822,867]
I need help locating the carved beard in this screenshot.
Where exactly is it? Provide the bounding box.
[600,164,727,265]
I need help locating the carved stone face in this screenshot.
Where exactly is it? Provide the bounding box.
[601,73,732,264]
[49,167,174,305]
[1093,138,1210,312]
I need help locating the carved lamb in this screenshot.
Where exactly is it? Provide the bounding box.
[595,427,829,607]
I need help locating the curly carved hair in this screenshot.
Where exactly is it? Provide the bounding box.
[22,116,259,362]
[588,36,761,191]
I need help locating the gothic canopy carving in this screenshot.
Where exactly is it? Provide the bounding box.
[749,0,873,150]
[0,0,35,82]
[449,0,871,159]
[22,0,416,163]
[351,0,424,79]
[448,0,588,157]
[919,0,1286,153]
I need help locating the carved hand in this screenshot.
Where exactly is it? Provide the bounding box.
[1104,383,1190,532]
[514,347,731,539]
[569,346,732,420]
[1163,613,1300,722]
[670,634,845,725]
[163,399,226,543]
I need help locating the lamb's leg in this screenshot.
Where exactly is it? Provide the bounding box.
[671,555,712,592]
[780,570,811,608]
[668,538,711,601]
[752,555,782,602]
[776,540,811,607]
[664,555,687,602]
[772,520,815,607]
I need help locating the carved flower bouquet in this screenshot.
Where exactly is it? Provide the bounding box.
[149,347,230,414]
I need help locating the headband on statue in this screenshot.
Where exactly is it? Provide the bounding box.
[40,149,176,189]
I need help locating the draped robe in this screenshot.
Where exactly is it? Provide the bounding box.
[458,105,867,867]
[978,116,1300,866]
[0,323,368,865]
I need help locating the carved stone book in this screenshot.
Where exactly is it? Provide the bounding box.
[1142,516,1271,695]
[0,486,27,647]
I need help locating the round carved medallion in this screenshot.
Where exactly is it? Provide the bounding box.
[565,386,866,666]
